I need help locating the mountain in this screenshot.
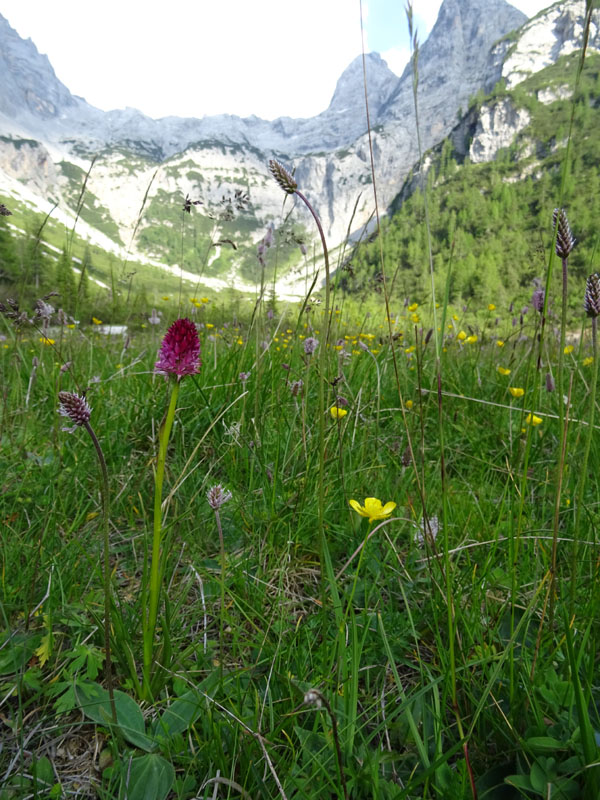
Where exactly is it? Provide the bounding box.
[1,0,598,300]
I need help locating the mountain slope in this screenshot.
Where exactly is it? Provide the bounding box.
[2,1,597,301]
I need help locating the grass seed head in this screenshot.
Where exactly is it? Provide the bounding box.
[553,208,575,259]
[584,273,600,318]
[269,159,297,195]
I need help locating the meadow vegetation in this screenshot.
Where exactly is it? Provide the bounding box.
[1,12,600,800]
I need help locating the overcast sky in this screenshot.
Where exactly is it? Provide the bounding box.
[3,0,551,120]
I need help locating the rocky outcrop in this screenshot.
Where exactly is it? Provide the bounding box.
[469,99,531,162]
[501,1,600,88]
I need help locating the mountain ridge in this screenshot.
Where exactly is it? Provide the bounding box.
[2,0,598,299]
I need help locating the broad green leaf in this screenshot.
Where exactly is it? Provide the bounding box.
[122,754,174,800]
[75,681,155,751]
[153,690,203,738]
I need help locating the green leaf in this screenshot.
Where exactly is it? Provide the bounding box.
[530,760,554,794]
[75,681,155,751]
[152,690,203,738]
[122,754,175,800]
[32,756,54,790]
[505,773,534,792]
[0,632,41,675]
[526,736,567,754]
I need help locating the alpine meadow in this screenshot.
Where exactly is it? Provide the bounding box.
[1,2,600,799]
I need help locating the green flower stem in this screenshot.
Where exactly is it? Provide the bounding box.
[571,318,598,615]
[143,379,180,698]
[83,420,117,725]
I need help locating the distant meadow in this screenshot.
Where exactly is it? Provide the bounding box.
[1,9,600,800]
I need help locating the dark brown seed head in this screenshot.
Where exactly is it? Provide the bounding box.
[553,208,575,259]
[584,273,600,318]
[269,160,297,195]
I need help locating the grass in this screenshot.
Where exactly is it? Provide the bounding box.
[0,284,599,798]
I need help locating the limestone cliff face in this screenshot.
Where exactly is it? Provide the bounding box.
[501,1,600,89]
[469,100,532,163]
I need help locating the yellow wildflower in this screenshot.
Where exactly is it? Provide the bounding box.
[526,413,543,426]
[583,356,594,366]
[564,345,574,354]
[410,313,420,324]
[161,296,170,301]
[330,406,347,419]
[39,337,55,345]
[349,497,397,523]
[200,297,209,303]
[488,303,496,311]
[92,317,102,325]
[509,387,524,398]
[457,331,467,341]
[496,340,505,347]
[497,366,511,376]
[466,335,478,344]
[406,400,413,410]
[408,303,419,312]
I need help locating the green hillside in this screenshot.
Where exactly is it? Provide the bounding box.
[342,53,600,310]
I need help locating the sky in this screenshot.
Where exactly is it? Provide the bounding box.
[3,0,551,121]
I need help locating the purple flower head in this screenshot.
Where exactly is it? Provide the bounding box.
[207,484,233,510]
[303,336,319,355]
[155,318,201,380]
[58,391,92,432]
[532,288,545,314]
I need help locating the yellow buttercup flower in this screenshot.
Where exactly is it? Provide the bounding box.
[410,313,420,324]
[92,317,102,325]
[349,497,397,523]
[408,302,418,312]
[497,366,511,376]
[496,340,505,347]
[457,330,467,341]
[488,303,496,311]
[466,335,478,344]
[583,356,594,366]
[526,413,543,426]
[564,345,574,354]
[405,400,413,410]
[39,337,55,345]
[330,406,347,419]
[509,387,524,398]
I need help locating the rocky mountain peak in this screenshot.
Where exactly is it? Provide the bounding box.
[327,52,398,116]
[0,14,76,122]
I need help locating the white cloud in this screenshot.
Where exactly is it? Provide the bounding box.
[4,0,362,120]
[380,46,411,77]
